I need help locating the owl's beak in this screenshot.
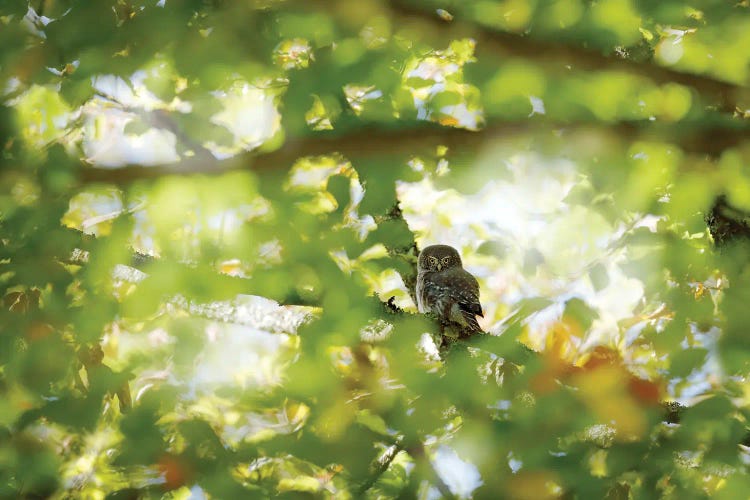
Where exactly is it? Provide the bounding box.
[436,263,442,271]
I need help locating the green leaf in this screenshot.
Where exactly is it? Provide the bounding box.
[430,90,463,110]
[327,174,350,212]
[588,262,610,291]
[669,347,708,377]
[369,217,414,250]
[684,395,734,423]
[278,476,321,493]
[123,119,151,136]
[563,297,599,331]
[355,409,391,437]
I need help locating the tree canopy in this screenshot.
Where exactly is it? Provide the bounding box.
[3,0,750,498]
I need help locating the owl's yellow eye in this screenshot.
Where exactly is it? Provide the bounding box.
[442,257,451,265]
[429,256,439,266]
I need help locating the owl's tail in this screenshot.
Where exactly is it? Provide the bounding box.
[458,306,484,334]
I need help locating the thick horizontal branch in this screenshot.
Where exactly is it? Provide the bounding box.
[78,119,750,186]
[75,3,750,187]
[389,0,749,114]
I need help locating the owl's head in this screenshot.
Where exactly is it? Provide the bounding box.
[418,244,462,272]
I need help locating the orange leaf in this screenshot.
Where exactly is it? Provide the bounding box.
[581,346,621,371]
[158,454,193,491]
[627,376,663,406]
[26,322,54,341]
[438,116,460,127]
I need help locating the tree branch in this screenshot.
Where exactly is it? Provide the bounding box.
[705,194,750,247]
[388,0,749,114]
[358,442,403,495]
[409,442,456,499]
[77,119,750,187]
[71,4,750,186]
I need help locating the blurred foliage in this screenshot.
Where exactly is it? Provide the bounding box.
[2,0,750,499]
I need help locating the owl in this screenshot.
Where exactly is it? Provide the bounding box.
[416,244,483,334]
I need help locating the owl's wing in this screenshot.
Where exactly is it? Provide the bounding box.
[456,270,483,313]
[438,268,484,332]
[456,280,483,332]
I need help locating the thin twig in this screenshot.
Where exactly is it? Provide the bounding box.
[412,442,456,500]
[358,442,403,495]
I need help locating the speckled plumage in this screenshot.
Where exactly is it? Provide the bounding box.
[416,244,483,333]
